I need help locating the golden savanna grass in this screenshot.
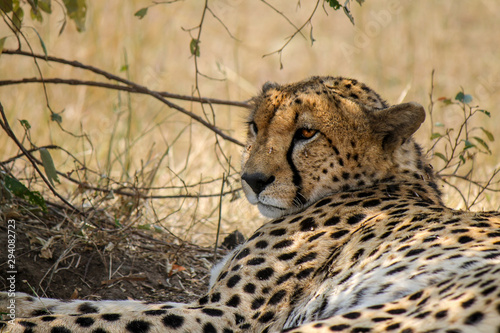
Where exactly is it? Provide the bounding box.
[1,0,499,245]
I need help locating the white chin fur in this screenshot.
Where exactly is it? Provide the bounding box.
[258,203,288,219]
[243,183,295,218]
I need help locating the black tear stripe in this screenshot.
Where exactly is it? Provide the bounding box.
[286,139,306,207]
[283,108,305,207]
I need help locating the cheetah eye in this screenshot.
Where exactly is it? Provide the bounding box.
[295,128,318,141]
[249,121,258,135]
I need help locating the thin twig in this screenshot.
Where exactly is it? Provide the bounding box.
[1,143,239,191]
[428,69,436,140]
[259,0,306,40]
[1,146,242,199]
[206,7,239,41]
[440,177,468,208]
[263,0,321,68]
[192,0,211,120]
[1,15,67,130]
[213,173,225,264]
[439,173,500,192]
[0,102,81,213]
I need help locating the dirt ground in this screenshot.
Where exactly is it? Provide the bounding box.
[0,198,237,305]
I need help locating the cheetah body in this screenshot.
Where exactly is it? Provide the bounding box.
[2,76,500,333]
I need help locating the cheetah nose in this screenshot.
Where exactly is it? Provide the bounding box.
[241,173,275,195]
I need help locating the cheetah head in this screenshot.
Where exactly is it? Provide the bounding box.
[241,76,426,218]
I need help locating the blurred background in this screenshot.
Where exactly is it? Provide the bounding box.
[1,0,499,244]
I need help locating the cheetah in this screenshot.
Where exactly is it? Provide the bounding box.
[1,76,500,333]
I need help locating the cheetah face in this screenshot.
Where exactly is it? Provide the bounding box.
[241,77,425,218]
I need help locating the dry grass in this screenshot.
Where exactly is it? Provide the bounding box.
[1,0,499,246]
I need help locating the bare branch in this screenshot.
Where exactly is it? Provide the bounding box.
[0,144,61,165]
[2,49,246,146]
[0,77,251,108]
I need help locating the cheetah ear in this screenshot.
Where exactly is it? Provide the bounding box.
[250,82,281,107]
[371,102,426,152]
[262,81,280,93]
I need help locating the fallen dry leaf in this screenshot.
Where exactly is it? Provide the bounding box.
[168,263,186,277]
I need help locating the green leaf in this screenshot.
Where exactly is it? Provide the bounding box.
[459,154,466,164]
[30,7,43,22]
[325,0,342,10]
[51,112,62,123]
[134,7,148,19]
[472,136,491,154]
[38,0,52,13]
[433,152,447,162]
[480,127,494,141]
[120,64,129,72]
[441,98,453,105]
[40,148,60,186]
[462,139,475,150]
[33,29,48,58]
[477,109,491,117]
[4,175,47,212]
[62,0,87,32]
[12,6,24,33]
[19,119,31,130]
[430,132,442,140]
[137,224,151,230]
[0,0,13,12]
[455,91,473,104]
[190,38,200,57]
[463,95,473,103]
[27,0,37,11]
[434,122,444,127]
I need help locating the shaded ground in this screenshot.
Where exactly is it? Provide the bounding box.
[0,199,230,304]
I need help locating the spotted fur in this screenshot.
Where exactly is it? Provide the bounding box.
[1,76,499,333]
